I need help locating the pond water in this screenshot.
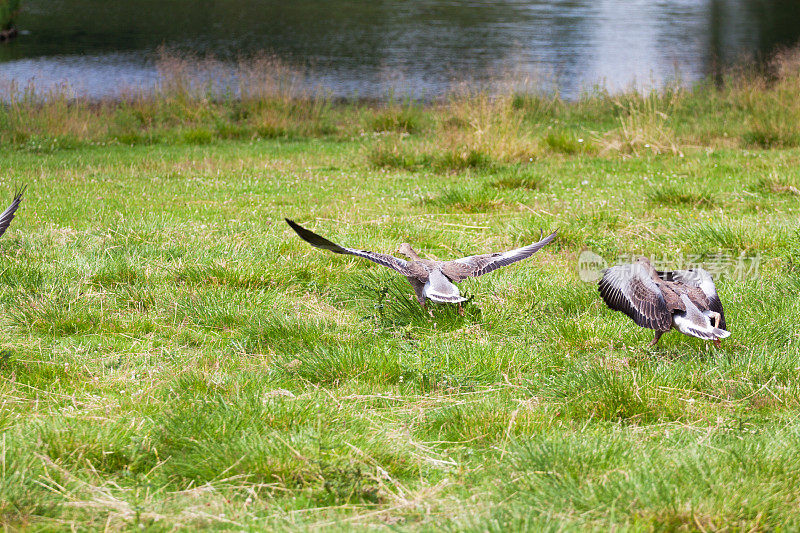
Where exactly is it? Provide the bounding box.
[1,0,799,99]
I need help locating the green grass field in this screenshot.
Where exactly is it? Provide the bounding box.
[3,52,800,530]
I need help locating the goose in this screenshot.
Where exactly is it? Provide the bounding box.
[598,256,729,346]
[0,186,25,239]
[286,219,557,314]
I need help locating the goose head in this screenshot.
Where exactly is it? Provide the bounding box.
[397,243,420,260]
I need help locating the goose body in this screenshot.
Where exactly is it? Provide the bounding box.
[598,256,729,346]
[285,219,557,313]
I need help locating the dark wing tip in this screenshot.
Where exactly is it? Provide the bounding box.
[0,185,25,239]
[284,218,348,254]
[285,218,316,240]
[285,218,311,240]
[13,184,27,201]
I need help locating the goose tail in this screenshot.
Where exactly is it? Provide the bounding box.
[423,269,468,304]
[426,291,468,304]
[712,328,731,339]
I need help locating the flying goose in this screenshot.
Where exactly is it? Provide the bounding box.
[286,219,557,314]
[598,256,729,346]
[0,186,25,239]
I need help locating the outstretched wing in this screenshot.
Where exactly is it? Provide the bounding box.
[657,268,726,330]
[440,229,557,281]
[598,263,672,331]
[0,186,25,239]
[285,219,411,275]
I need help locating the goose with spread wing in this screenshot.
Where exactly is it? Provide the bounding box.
[0,186,25,240]
[598,256,729,346]
[286,219,557,314]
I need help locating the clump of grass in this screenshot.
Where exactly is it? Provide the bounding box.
[180,127,215,145]
[550,211,622,256]
[254,121,290,139]
[214,120,252,140]
[0,263,46,293]
[600,90,683,156]
[366,105,426,134]
[175,263,272,290]
[785,228,800,273]
[366,136,494,172]
[423,185,500,212]
[365,136,429,170]
[751,173,800,196]
[438,89,539,164]
[546,367,680,422]
[431,147,494,172]
[21,134,83,153]
[108,107,149,145]
[236,314,336,355]
[676,220,785,254]
[496,425,800,530]
[742,115,800,148]
[9,292,114,337]
[646,185,716,207]
[733,48,800,149]
[543,130,593,155]
[490,166,547,190]
[511,91,560,122]
[90,257,142,287]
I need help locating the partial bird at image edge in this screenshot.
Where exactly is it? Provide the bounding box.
[0,185,26,239]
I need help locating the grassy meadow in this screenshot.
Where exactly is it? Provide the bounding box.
[2,50,800,530]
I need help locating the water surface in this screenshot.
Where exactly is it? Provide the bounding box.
[1,0,799,99]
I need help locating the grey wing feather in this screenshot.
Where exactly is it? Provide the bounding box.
[657,268,725,330]
[598,263,672,330]
[441,229,557,281]
[0,186,25,239]
[285,219,411,275]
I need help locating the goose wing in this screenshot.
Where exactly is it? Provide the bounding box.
[598,263,672,330]
[285,219,412,275]
[0,186,25,239]
[657,268,726,330]
[440,229,557,281]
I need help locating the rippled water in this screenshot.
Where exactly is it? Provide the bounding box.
[1,0,799,99]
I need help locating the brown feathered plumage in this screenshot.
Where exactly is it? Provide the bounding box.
[598,256,729,346]
[286,219,557,313]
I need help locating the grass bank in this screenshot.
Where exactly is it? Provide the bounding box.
[2,47,800,161]
[1,50,800,530]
